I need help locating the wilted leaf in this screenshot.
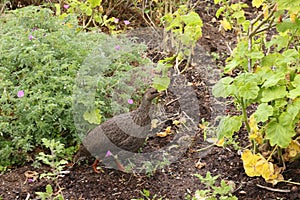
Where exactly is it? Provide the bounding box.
[221,18,232,31]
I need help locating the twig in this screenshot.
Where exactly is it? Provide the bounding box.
[165,97,180,106]
[256,184,290,193]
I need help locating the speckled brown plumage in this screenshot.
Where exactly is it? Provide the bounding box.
[73,88,160,168]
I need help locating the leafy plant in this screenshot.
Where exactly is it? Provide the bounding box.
[57,0,118,32]
[35,184,64,200]
[161,5,203,73]
[34,138,70,179]
[0,6,151,169]
[131,189,164,200]
[189,172,237,200]
[212,0,300,184]
[153,4,203,92]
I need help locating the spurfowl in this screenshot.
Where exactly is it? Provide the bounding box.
[73,88,160,172]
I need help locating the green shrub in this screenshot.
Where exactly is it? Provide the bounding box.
[0,6,150,168]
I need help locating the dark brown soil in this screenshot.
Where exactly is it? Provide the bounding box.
[1,1,300,200]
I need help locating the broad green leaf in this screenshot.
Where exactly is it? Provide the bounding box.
[88,0,101,8]
[262,72,285,88]
[224,59,240,73]
[254,103,273,122]
[261,86,287,102]
[152,76,170,92]
[182,12,203,26]
[288,88,300,99]
[261,53,282,67]
[279,112,294,127]
[83,108,101,124]
[247,50,264,59]
[239,82,259,99]
[252,0,264,8]
[291,74,300,87]
[266,120,295,148]
[217,116,243,139]
[212,77,234,98]
[286,99,300,119]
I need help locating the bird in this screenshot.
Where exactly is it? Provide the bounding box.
[73,88,160,172]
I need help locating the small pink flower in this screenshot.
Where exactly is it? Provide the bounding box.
[105,150,112,157]
[124,20,130,25]
[115,45,121,50]
[114,18,119,23]
[28,178,34,183]
[17,90,24,98]
[29,35,33,40]
[127,99,134,104]
[63,4,70,9]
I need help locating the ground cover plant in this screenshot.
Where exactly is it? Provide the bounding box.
[0,0,299,199]
[0,6,151,170]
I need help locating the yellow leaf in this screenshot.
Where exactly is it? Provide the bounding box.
[241,150,261,177]
[221,18,232,31]
[173,120,181,126]
[252,0,264,8]
[156,131,168,137]
[290,13,297,23]
[216,138,225,147]
[283,140,300,161]
[165,126,172,134]
[262,4,268,19]
[199,123,206,130]
[248,115,263,144]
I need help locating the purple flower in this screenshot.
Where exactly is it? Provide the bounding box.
[29,35,33,40]
[115,45,121,50]
[63,4,70,9]
[28,178,34,183]
[17,90,24,98]
[114,18,119,23]
[105,150,112,157]
[124,20,130,25]
[127,99,134,104]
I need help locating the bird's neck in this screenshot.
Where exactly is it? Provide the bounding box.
[131,99,152,126]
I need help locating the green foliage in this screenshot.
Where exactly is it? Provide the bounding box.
[34,138,70,179]
[0,6,151,168]
[35,184,64,200]
[189,172,237,200]
[161,5,203,73]
[131,189,163,200]
[58,0,117,32]
[152,4,203,91]
[213,0,300,183]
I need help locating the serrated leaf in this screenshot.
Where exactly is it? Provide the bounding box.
[262,72,285,88]
[265,121,295,148]
[212,77,234,98]
[152,76,170,92]
[239,82,259,99]
[261,86,287,102]
[217,116,243,139]
[254,103,273,122]
[83,109,101,124]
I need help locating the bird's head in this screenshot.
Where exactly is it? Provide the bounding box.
[143,88,161,101]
